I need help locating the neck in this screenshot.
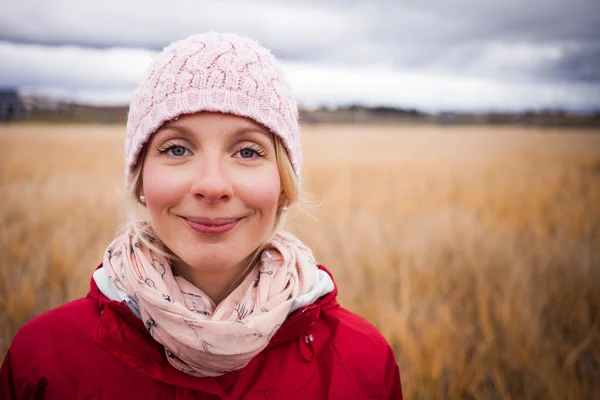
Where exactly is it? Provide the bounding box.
[171,254,257,305]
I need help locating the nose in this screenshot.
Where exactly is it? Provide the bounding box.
[189,157,234,204]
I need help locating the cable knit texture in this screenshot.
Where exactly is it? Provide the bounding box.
[125,32,301,188]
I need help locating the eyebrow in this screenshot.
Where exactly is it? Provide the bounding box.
[158,123,194,138]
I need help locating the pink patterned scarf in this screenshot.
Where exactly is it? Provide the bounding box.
[103,230,318,377]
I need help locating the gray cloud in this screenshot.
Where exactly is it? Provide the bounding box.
[1,0,598,80]
[0,0,598,109]
[544,44,600,82]
[344,0,600,82]
[0,1,358,55]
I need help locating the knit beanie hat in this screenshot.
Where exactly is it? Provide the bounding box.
[125,32,301,189]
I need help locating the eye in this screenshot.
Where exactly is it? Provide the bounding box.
[169,146,188,157]
[235,145,265,159]
[239,148,257,159]
[157,142,191,157]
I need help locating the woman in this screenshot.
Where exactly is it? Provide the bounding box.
[1,32,402,399]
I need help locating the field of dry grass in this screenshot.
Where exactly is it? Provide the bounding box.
[1,123,599,399]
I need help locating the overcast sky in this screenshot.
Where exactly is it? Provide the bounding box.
[1,0,598,111]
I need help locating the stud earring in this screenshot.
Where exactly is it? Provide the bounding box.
[281,205,288,212]
[139,195,146,203]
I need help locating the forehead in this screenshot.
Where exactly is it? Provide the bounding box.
[153,112,273,142]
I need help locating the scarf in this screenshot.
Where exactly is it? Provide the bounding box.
[102,229,319,377]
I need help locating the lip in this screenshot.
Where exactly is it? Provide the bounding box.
[182,216,242,235]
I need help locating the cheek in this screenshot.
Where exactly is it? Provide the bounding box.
[237,167,281,215]
[142,163,187,214]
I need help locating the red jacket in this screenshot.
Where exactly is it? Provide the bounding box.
[1,265,402,399]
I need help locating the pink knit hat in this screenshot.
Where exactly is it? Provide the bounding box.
[125,32,301,188]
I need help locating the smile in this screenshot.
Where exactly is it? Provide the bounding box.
[182,216,242,235]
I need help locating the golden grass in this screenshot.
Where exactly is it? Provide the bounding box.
[1,123,599,399]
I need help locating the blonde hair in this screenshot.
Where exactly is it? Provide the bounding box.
[120,135,301,264]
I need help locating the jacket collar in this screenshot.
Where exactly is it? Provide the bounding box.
[88,264,339,392]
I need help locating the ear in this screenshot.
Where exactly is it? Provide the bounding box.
[278,191,289,209]
[136,185,147,207]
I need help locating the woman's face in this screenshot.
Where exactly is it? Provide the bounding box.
[141,112,281,274]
